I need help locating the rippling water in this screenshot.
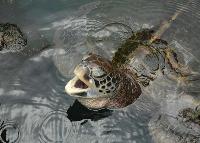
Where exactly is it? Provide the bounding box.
[0,0,200,142]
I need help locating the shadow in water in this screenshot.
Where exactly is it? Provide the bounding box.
[0,120,20,143]
[0,129,8,143]
[67,100,113,122]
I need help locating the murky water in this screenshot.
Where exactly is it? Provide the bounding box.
[0,0,200,142]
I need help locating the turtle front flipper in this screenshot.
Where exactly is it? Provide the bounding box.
[158,45,199,86]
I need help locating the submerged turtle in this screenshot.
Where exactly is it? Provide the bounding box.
[178,106,200,125]
[0,23,27,53]
[65,10,192,109]
[0,23,50,56]
[148,94,200,143]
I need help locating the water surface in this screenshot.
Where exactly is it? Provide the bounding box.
[0,0,200,142]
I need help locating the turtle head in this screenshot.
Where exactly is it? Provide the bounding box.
[0,23,27,53]
[65,53,141,109]
[65,53,114,98]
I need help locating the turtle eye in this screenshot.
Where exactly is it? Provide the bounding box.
[91,66,106,78]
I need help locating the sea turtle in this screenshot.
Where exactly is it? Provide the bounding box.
[0,23,50,56]
[0,23,27,53]
[65,10,193,109]
[148,94,200,143]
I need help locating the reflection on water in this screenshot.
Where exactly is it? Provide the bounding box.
[0,0,200,142]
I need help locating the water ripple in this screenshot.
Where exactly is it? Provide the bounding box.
[38,110,76,143]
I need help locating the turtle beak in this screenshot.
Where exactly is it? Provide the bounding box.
[65,64,94,97]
